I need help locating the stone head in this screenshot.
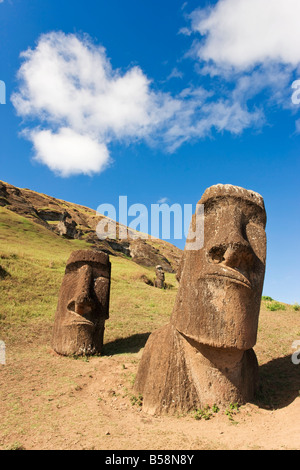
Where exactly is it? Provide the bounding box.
[171,184,267,350]
[52,250,111,356]
[156,265,165,278]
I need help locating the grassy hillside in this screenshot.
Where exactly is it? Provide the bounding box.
[0,206,177,349]
[0,180,183,274]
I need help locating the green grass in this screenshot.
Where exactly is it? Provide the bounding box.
[0,207,177,350]
[265,301,286,312]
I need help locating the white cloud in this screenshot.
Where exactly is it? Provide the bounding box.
[30,128,110,177]
[12,32,180,177]
[166,67,184,81]
[13,31,264,177]
[182,0,300,133]
[190,0,300,69]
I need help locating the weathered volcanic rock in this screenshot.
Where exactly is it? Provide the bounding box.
[52,250,111,356]
[135,184,267,415]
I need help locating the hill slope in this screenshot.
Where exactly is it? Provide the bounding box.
[0,180,182,274]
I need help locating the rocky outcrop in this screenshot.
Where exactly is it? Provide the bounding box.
[0,180,182,273]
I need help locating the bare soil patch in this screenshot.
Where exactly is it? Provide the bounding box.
[0,310,299,451]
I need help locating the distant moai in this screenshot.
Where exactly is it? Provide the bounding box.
[135,184,267,415]
[52,250,111,356]
[154,265,165,289]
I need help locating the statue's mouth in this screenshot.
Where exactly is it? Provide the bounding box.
[66,312,95,327]
[66,301,95,327]
[206,267,252,289]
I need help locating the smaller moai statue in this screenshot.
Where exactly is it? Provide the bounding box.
[52,250,111,356]
[154,265,165,289]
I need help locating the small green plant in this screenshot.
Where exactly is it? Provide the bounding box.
[225,403,240,424]
[292,303,300,312]
[193,404,220,420]
[6,442,25,451]
[212,403,220,413]
[229,402,240,411]
[262,296,273,301]
[266,301,286,311]
[130,394,143,407]
[71,354,90,362]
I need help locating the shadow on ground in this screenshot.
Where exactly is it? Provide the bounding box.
[102,332,150,356]
[0,266,10,279]
[255,355,300,410]
[103,333,299,411]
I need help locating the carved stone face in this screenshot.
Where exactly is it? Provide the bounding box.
[156,266,165,280]
[52,250,111,356]
[171,185,267,351]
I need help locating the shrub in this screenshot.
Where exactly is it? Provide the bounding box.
[266,301,286,311]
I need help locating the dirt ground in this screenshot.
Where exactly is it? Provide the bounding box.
[0,321,299,451]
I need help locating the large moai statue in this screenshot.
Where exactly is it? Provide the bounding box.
[52,250,111,356]
[134,184,267,415]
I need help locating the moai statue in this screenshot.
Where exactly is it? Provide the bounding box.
[154,265,165,289]
[52,250,111,356]
[134,184,267,415]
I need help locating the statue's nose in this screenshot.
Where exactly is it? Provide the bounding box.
[208,242,253,266]
[68,265,95,315]
[222,244,254,270]
[207,206,255,270]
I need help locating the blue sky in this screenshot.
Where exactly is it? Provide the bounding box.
[0,0,299,303]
